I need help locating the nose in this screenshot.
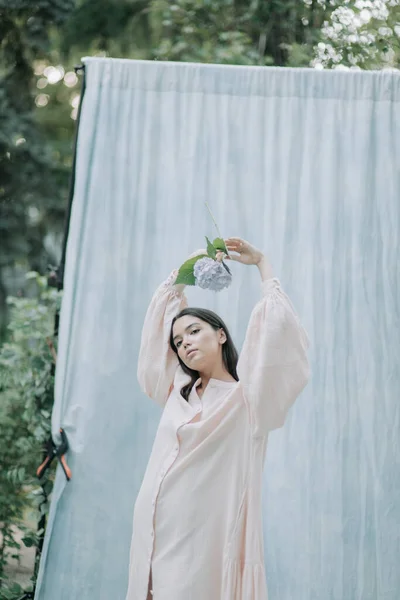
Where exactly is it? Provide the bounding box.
[182,334,193,349]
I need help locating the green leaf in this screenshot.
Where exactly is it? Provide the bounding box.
[43,480,53,495]
[212,237,228,253]
[40,501,49,515]
[175,254,208,286]
[33,425,46,440]
[22,536,35,548]
[175,271,196,286]
[30,493,46,507]
[205,236,217,259]
[2,582,23,598]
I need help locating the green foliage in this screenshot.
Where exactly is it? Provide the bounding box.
[0,0,75,340]
[147,0,327,66]
[205,236,217,260]
[212,237,228,253]
[58,0,329,67]
[60,0,149,57]
[0,273,61,591]
[175,253,208,285]
[149,0,257,64]
[0,0,75,238]
[0,581,31,600]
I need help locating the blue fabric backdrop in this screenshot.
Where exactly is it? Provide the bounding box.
[35,58,400,600]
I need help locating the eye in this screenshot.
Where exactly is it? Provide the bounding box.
[176,340,182,348]
[190,328,200,335]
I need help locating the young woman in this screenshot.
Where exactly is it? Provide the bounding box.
[126,238,310,600]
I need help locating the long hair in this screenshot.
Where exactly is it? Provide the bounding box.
[169,307,239,402]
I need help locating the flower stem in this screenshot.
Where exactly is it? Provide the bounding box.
[204,202,230,257]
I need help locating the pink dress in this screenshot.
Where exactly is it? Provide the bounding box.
[126,271,310,600]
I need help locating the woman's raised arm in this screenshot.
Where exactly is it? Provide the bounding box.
[225,238,310,435]
[137,249,206,407]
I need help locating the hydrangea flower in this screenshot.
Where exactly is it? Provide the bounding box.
[194,257,232,292]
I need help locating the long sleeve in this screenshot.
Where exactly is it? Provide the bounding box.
[137,270,188,407]
[237,278,310,436]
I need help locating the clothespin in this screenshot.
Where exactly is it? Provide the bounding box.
[36,428,72,481]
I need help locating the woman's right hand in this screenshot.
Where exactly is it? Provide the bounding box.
[224,238,264,265]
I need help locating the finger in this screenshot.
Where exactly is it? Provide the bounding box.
[225,240,245,250]
[227,254,241,262]
[225,237,244,244]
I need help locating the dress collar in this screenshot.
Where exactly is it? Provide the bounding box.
[194,377,239,389]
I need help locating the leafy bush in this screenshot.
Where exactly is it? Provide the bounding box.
[0,273,62,596]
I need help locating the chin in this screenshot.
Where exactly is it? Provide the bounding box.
[182,357,198,369]
[185,356,203,370]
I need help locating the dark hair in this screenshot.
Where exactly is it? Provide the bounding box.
[169,307,239,402]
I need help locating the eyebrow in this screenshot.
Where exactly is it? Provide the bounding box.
[173,322,201,343]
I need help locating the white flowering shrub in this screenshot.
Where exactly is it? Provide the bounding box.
[311,0,400,69]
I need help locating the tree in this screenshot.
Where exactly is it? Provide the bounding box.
[0,0,75,338]
[59,0,329,67]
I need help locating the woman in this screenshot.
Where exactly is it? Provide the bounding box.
[126,238,310,600]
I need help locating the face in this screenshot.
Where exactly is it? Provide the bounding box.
[172,315,227,371]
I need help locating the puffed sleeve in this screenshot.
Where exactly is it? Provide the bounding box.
[137,270,188,407]
[237,278,310,436]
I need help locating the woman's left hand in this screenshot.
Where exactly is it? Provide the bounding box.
[223,238,264,266]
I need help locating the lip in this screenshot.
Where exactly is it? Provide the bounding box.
[186,349,198,359]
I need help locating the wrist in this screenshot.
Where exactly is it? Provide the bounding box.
[255,251,264,266]
[169,269,186,293]
[256,255,274,281]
